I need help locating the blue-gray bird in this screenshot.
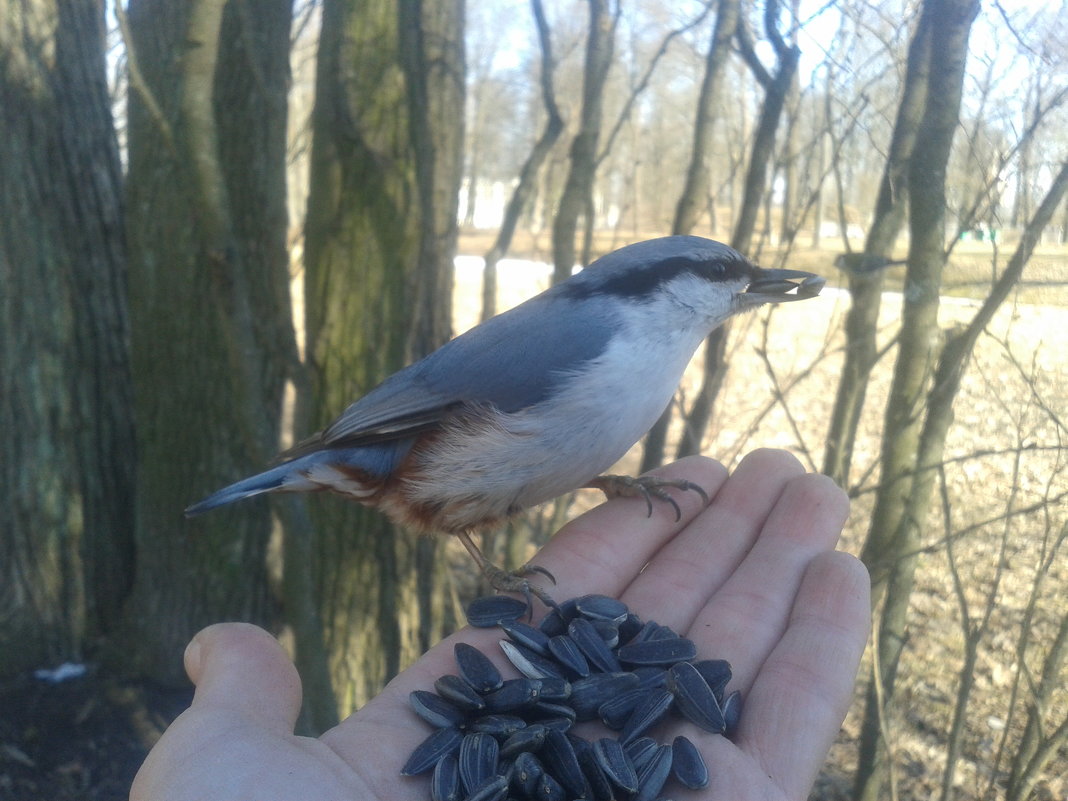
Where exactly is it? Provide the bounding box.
[186,236,824,603]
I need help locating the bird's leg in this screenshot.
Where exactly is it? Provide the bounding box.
[585,474,709,522]
[455,530,558,611]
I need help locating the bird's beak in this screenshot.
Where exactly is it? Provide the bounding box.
[744,267,826,303]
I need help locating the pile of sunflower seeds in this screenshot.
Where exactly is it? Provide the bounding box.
[401,594,741,801]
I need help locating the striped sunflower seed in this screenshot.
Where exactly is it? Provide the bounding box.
[465,595,529,628]
[671,734,709,790]
[402,726,464,776]
[454,643,502,693]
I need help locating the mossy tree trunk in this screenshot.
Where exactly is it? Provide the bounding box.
[121,0,297,683]
[0,0,134,677]
[304,0,464,714]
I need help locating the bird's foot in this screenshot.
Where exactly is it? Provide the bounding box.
[480,561,559,613]
[586,474,709,521]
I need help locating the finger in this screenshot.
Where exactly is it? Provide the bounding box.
[185,622,303,734]
[621,448,805,629]
[523,455,729,603]
[689,469,851,686]
[737,551,871,800]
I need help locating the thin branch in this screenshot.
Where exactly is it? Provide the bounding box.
[595,1,714,165]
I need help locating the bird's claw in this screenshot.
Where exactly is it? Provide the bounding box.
[587,474,709,522]
[480,561,559,615]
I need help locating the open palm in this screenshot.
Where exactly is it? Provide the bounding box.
[132,449,870,801]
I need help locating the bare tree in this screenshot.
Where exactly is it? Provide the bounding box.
[823,1,930,487]
[850,4,999,798]
[550,0,619,283]
[0,0,134,675]
[121,0,299,683]
[480,0,564,322]
[640,0,740,473]
[303,0,464,714]
[675,0,800,460]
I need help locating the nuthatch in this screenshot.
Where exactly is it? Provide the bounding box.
[186,236,824,603]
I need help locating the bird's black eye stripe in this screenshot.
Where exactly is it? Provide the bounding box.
[562,255,754,301]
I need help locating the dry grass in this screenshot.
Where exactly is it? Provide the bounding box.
[451,238,1068,801]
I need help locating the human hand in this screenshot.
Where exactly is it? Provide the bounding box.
[131,449,870,801]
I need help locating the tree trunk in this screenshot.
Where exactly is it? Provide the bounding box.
[551,0,617,283]
[822,5,932,487]
[853,3,979,799]
[304,0,464,714]
[641,0,740,473]
[675,0,800,461]
[121,0,297,683]
[0,0,134,676]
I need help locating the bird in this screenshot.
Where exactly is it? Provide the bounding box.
[186,235,825,605]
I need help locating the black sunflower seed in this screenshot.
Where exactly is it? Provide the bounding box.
[466,595,529,628]
[574,594,629,623]
[459,732,499,794]
[667,661,725,734]
[462,773,508,801]
[671,735,709,790]
[455,643,502,693]
[593,737,638,794]
[532,715,574,733]
[468,714,527,738]
[591,619,620,648]
[597,687,646,730]
[500,724,547,758]
[617,613,644,645]
[500,621,551,656]
[723,689,743,736]
[402,726,464,776]
[537,608,568,637]
[431,753,461,801]
[403,593,742,796]
[569,671,641,721]
[547,634,590,678]
[410,690,468,729]
[623,736,659,774]
[555,597,580,623]
[632,666,668,690]
[434,674,486,713]
[535,676,571,702]
[567,618,622,673]
[649,623,680,640]
[578,746,615,801]
[617,636,698,666]
[483,678,542,713]
[528,701,577,723]
[536,771,567,801]
[632,743,673,801]
[511,751,544,797]
[499,640,566,680]
[693,658,733,698]
[542,729,587,798]
[619,688,674,745]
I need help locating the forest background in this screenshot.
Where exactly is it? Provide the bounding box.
[1,0,1065,799]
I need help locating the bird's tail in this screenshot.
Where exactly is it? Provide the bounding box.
[184,463,298,517]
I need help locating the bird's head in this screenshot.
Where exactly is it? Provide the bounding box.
[564,236,825,328]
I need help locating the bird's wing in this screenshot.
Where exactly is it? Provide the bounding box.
[315,293,614,448]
